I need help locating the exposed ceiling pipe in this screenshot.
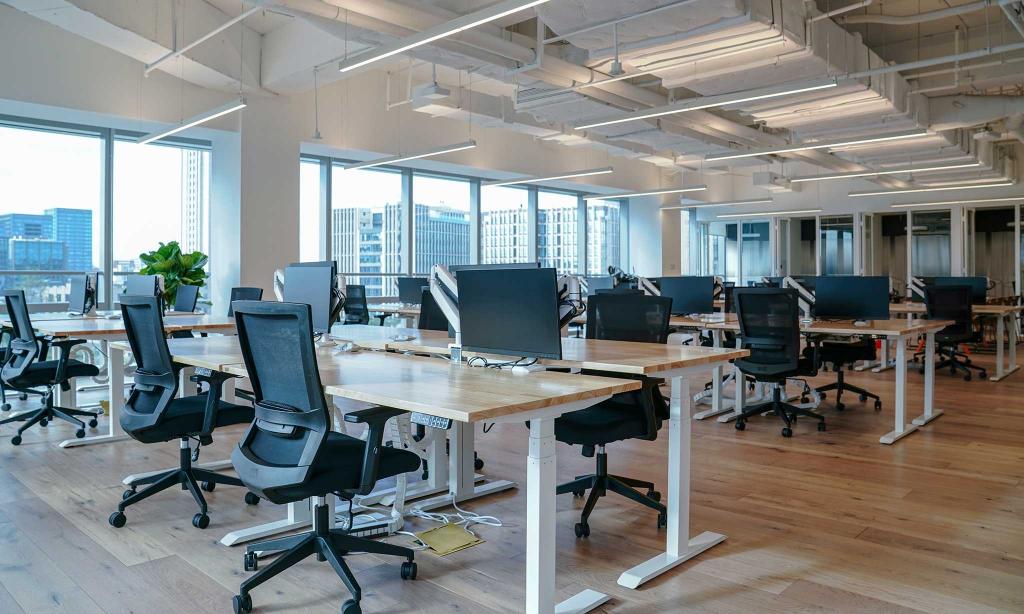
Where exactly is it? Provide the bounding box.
[1004,113,1024,143]
[929,95,1024,131]
[838,0,995,25]
[543,0,705,44]
[808,0,873,23]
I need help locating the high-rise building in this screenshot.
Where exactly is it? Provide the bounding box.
[7,237,65,270]
[537,203,579,274]
[413,204,470,274]
[180,149,205,253]
[0,212,52,269]
[586,201,621,275]
[331,203,402,297]
[46,207,93,271]
[480,206,529,264]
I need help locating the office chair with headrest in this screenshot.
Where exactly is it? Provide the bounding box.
[923,285,986,381]
[552,293,671,538]
[229,301,420,614]
[107,296,258,530]
[0,290,101,445]
[343,284,371,325]
[732,288,825,437]
[228,287,263,317]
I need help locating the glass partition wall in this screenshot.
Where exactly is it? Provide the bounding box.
[819,215,854,275]
[970,206,1017,298]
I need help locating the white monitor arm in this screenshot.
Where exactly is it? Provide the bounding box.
[637,277,660,297]
[783,275,815,318]
[273,268,285,301]
[557,275,585,330]
[908,276,927,301]
[429,264,461,361]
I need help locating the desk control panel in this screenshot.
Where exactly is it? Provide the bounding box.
[410,412,452,430]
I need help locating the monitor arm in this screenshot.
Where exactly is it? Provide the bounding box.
[783,276,815,318]
[557,275,585,331]
[429,264,461,361]
[908,276,927,301]
[273,268,285,301]
[637,277,660,297]
[330,274,348,325]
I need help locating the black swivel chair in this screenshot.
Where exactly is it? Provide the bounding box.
[732,288,825,437]
[229,301,420,614]
[813,340,882,411]
[107,296,258,530]
[923,285,987,381]
[553,293,671,538]
[227,287,263,317]
[173,284,200,312]
[343,284,371,325]
[0,290,101,445]
[418,287,449,332]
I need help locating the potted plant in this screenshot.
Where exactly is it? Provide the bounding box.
[137,241,209,307]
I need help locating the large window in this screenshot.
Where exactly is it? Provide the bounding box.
[911,209,951,277]
[113,140,210,291]
[819,215,854,275]
[740,221,771,285]
[586,199,622,275]
[413,174,471,274]
[331,166,404,297]
[481,185,528,265]
[538,190,579,274]
[0,123,103,303]
[299,159,323,262]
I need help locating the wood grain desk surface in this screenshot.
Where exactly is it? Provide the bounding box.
[889,302,1023,315]
[28,315,235,337]
[670,314,952,337]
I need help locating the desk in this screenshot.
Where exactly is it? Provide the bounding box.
[27,315,235,448]
[365,302,421,327]
[672,315,952,445]
[159,337,642,614]
[889,302,1021,381]
[363,334,749,601]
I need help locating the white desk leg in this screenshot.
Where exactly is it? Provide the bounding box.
[619,376,726,589]
[912,332,943,427]
[870,338,895,373]
[716,357,746,423]
[449,421,476,501]
[55,377,77,408]
[60,340,129,448]
[694,330,731,420]
[526,417,557,614]
[221,500,313,547]
[990,314,1020,382]
[880,337,918,444]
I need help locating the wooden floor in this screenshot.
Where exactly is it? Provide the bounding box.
[0,350,1022,613]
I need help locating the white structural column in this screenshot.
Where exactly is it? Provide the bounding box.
[60,339,129,447]
[912,332,944,426]
[526,416,557,614]
[880,335,919,444]
[619,373,726,589]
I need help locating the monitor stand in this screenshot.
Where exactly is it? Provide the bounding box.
[853,320,871,327]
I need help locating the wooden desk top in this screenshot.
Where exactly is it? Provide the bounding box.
[889,302,1023,315]
[701,317,950,337]
[366,302,421,317]
[29,315,234,338]
[331,324,447,349]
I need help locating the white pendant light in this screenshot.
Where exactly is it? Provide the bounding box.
[660,198,774,210]
[583,184,707,201]
[704,130,928,162]
[483,167,614,187]
[343,141,478,171]
[849,181,1014,197]
[138,97,247,145]
[891,195,1024,208]
[717,208,823,218]
[789,161,982,183]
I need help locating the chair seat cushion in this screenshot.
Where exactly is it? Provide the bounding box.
[276,432,421,500]
[131,394,254,443]
[815,340,875,366]
[554,396,651,447]
[9,359,99,386]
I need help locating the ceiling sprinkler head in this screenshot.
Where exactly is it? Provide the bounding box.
[609,59,624,76]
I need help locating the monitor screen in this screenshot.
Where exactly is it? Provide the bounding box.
[933,276,986,303]
[655,276,714,315]
[284,265,336,334]
[68,274,95,315]
[450,262,540,275]
[586,276,615,296]
[124,275,159,297]
[814,276,890,320]
[397,277,428,305]
[458,268,562,360]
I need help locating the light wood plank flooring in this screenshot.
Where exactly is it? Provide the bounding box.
[0,350,1021,612]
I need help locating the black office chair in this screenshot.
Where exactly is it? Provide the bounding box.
[343,284,371,325]
[173,284,200,312]
[0,290,101,444]
[553,293,670,538]
[418,287,449,332]
[229,301,419,614]
[228,287,263,317]
[732,288,825,437]
[812,339,882,411]
[107,296,258,530]
[923,285,986,381]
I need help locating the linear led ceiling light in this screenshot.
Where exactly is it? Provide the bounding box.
[704,129,929,162]
[343,141,477,171]
[789,161,982,183]
[891,196,1024,208]
[483,166,614,187]
[849,181,1014,197]
[339,0,551,73]
[717,208,822,218]
[575,78,838,130]
[583,184,707,201]
[138,98,246,145]
[661,198,774,210]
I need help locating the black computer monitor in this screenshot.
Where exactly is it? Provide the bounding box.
[397,277,428,305]
[458,267,562,360]
[68,274,96,315]
[814,276,890,321]
[586,276,615,296]
[450,262,540,274]
[124,275,160,297]
[933,276,987,303]
[655,276,714,315]
[284,264,336,334]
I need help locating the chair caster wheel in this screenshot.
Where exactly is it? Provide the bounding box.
[963,374,971,382]
[474,457,484,471]
[647,490,661,502]
[800,396,809,404]
[75,428,85,439]
[817,422,826,432]
[657,513,667,529]
[0,403,9,411]
[781,427,793,438]
[18,394,27,401]
[421,471,429,480]
[108,511,126,528]
[244,492,260,505]
[858,394,867,402]
[232,593,252,614]
[201,481,216,492]
[11,435,22,446]
[571,489,585,498]
[122,488,136,501]
[88,418,98,428]
[874,400,882,410]
[192,513,210,529]
[574,522,590,538]
[919,367,925,375]
[979,372,987,379]
[39,418,48,427]
[341,599,361,614]
[734,421,745,431]
[243,551,258,572]
[835,402,844,412]
[400,560,417,580]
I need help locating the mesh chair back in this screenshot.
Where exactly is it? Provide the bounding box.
[586,294,672,343]
[174,284,200,312]
[231,300,330,503]
[924,285,973,336]
[344,284,370,325]
[119,296,178,433]
[418,288,449,332]
[723,285,735,313]
[228,287,263,317]
[733,288,801,378]
[1,290,39,382]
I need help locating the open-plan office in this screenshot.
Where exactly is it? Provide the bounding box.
[1,1,1022,612]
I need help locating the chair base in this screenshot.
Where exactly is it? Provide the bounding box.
[556,448,665,538]
[814,368,881,412]
[110,438,254,528]
[235,499,415,613]
[734,386,826,438]
[0,386,99,444]
[925,347,987,381]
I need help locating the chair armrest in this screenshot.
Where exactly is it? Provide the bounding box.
[344,406,407,495]
[189,368,240,440]
[46,337,88,383]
